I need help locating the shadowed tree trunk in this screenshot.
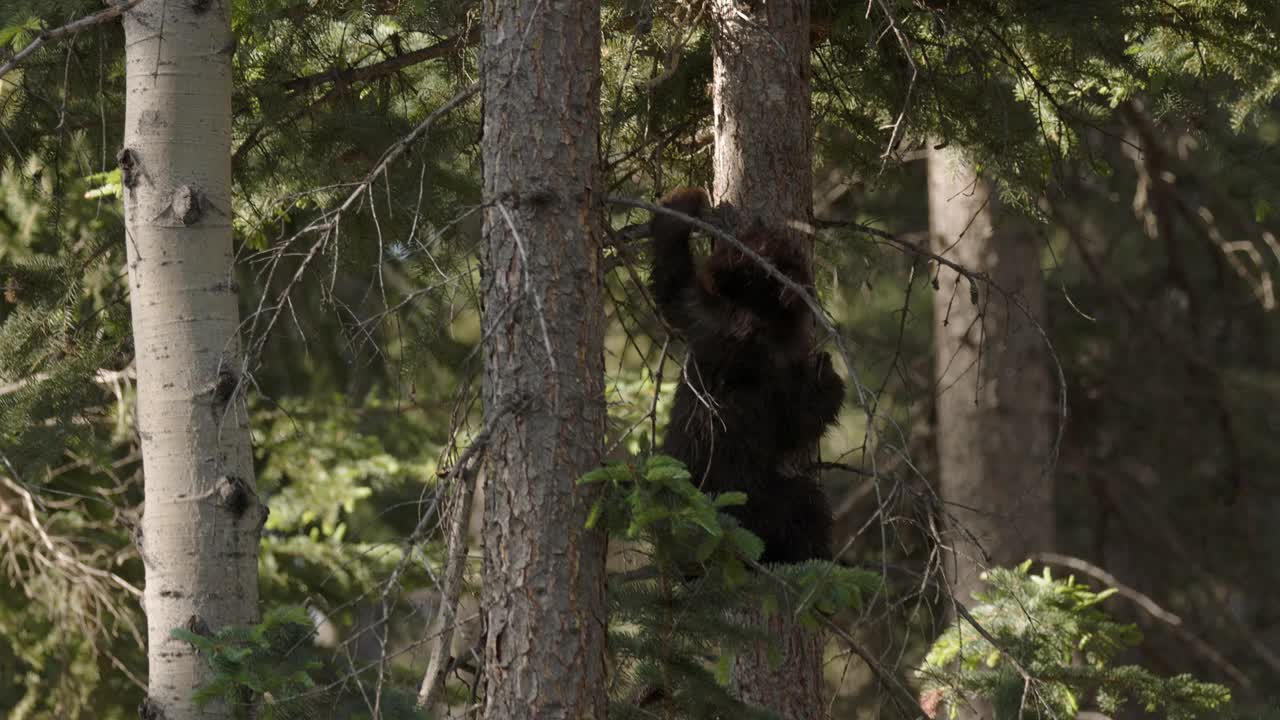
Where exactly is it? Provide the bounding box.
[477,0,609,716]
[710,0,825,716]
[120,2,261,718]
[927,143,1054,718]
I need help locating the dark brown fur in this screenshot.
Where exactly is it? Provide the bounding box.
[650,187,844,564]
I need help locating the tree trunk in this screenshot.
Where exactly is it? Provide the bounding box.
[120,2,260,718]
[478,0,609,716]
[711,0,813,234]
[927,144,1054,617]
[710,1,824,717]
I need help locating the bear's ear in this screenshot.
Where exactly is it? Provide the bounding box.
[659,186,710,213]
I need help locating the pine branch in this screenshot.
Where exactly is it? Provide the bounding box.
[282,28,479,95]
[0,0,143,81]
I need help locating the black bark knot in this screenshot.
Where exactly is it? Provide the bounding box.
[191,0,211,13]
[501,188,559,210]
[172,185,205,226]
[256,503,271,536]
[131,523,146,557]
[183,614,212,640]
[117,148,140,189]
[212,367,238,409]
[216,475,254,517]
[138,697,166,720]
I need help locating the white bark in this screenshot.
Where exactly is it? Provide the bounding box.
[121,2,260,717]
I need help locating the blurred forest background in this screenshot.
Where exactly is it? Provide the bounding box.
[2,0,1280,718]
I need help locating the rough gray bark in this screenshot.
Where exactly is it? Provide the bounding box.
[711,0,813,230]
[710,0,825,717]
[927,143,1054,608]
[478,0,609,716]
[729,606,826,715]
[120,2,260,718]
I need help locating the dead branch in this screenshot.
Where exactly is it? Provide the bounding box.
[0,0,143,81]
[414,393,529,711]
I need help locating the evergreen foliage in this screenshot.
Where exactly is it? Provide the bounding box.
[2,0,1280,717]
[252,394,447,601]
[919,563,1232,720]
[0,235,129,473]
[172,605,428,720]
[582,454,882,719]
[174,454,880,719]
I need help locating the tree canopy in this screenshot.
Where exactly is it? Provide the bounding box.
[2,0,1279,717]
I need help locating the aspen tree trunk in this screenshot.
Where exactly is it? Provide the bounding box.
[478,0,608,716]
[120,2,261,718]
[927,144,1053,681]
[710,0,825,716]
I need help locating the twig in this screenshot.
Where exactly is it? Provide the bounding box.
[233,29,480,164]
[496,202,558,375]
[414,393,529,711]
[868,0,918,167]
[283,29,478,95]
[952,601,1032,681]
[819,214,1069,485]
[812,460,874,477]
[0,473,142,598]
[0,0,143,82]
[243,81,480,364]
[0,367,134,397]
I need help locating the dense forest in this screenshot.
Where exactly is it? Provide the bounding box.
[2,1,1279,719]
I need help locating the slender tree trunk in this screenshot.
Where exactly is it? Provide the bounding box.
[478,0,608,716]
[927,143,1054,617]
[120,2,260,718]
[710,1,824,717]
[711,0,813,232]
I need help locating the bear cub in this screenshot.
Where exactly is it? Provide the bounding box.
[649,187,845,564]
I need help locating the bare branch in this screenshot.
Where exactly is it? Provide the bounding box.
[414,393,530,711]
[0,0,143,82]
[282,29,478,95]
[819,214,1069,484]
[243,81,480,364]
[0,367,135,397]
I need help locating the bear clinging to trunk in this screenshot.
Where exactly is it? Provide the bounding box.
[649,187,845,564]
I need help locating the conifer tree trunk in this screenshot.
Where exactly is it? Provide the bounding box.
[478,0,608,716]
[120,2,260,718]
[710,0,825,716]
[927,143,1053,659]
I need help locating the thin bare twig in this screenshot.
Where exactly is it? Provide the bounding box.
[820,215,1069,484]
[414,393,529,711]
[243,81,480,364]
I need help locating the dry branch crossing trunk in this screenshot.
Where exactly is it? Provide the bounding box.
[478,0,609,716]
[120,2,261,718]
